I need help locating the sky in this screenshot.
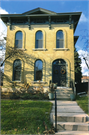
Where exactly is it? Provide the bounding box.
[0,0,89,76]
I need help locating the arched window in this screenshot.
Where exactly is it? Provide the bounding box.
[13,59,21,81]
[15,31,23,48]
[35,31,43,48]
[34,60,43,81]
[56,30,64,48]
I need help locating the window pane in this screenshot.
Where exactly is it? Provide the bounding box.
[57,39,63,48]
[14,71,21,80]
[53,59,66,65]
[56,30,64,48]
[36,40,43,48]
[36,31,43,48]
[35,60,43,81]
[15,40,22,48]
[57,31,63,39]
[36,71,42,80]
[36,31,43,40]
[15,31,23,48]
[16,31,22,40]
[13,59,21,81]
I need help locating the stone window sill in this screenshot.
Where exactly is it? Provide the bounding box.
[10,81,22,83]
[53,48,69,51]
[14,48,26,51]
[32,81,47,84]
[32,48,47,51]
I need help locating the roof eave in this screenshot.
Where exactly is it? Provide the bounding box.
[74,36,79,46]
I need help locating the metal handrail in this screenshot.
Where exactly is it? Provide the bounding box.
[55,89,57,132]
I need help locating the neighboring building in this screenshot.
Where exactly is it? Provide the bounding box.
[82,76,89,83]
[1,7,81,88]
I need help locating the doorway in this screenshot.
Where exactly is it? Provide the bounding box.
[52,59,67,86]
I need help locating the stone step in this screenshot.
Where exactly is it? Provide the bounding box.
[56,89,73,92]
[52,113,87,122]
[53,122,89,131]
[50,101,78,106]
[57,98,71,101]
[56,95,72,100]
[56,93,71,96]
[56,88,72,90]
[56,95,70,98]
[51,106,85,113]
[57,87,72,90]
[56,91,73,95]
[56,89,72,92]
[55,131,89,135]
[56,91,73,94]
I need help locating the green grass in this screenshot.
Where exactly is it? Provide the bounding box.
[76,95,89,115]
[1,100,53,134]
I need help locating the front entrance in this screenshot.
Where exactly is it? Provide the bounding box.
[52,59,67,86]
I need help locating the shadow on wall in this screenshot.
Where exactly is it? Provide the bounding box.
[3,50,74,88]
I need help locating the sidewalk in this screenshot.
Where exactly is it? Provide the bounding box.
[50,100,89,135]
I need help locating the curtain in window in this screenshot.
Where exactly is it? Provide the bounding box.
[34,60,43,81]
[15,31,23,48]
[36,31,43,48]
[13,59,21,81]
[56,30,64,48]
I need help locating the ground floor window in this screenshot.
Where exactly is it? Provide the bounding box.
[13,59,21,81]
[34,60,43,81]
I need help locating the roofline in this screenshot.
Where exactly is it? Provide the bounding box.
[74,36,79,46]
[0,10,82,33]
[0,12,82,17]
[22,7,56,15]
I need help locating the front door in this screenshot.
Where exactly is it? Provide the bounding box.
[52,59,66,86]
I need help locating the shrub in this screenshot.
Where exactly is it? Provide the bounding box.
[10,93,20,99]
[20,93,30,99]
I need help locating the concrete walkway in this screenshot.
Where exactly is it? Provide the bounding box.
[50,100,89,135]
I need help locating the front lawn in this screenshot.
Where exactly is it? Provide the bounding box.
[76,95,89,115]
[1,100,53,134]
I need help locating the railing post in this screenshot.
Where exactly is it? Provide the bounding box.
[55,90,57,132]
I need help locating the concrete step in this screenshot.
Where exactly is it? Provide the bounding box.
[57,87,72,90]
[56,88,73,90]
[56,91,73,94]
[56,95,70,98]
[55,131,89,135]
[56,88,72,91]
[52,113,87,122]
[56,98,71,101]
[56,88,73,91]
[50,101,78,106]
[53,122,89,131]
[51,106,85,113]
[56,91,73,95]
[56,94,71,100]
[56,93,70,96]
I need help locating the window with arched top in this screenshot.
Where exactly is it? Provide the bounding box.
[56,30,64,48]
[13,59,21,81]
[34,60,43,81]
[35,31,43,48]
[15,31,23,48]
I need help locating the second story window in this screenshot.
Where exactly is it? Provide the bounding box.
[56,30,64,48]
[15,31,23,48]
[35,31,43,48]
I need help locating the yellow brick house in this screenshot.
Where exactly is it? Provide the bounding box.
[1,8,81,89]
